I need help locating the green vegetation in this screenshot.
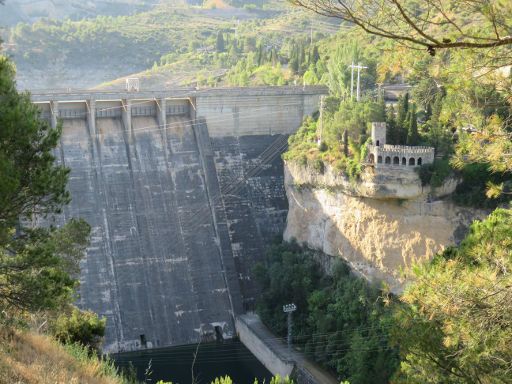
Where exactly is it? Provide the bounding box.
[154,375,294,384]
[3,1,339,88]
[0,328,133,384]
[281,21,512,202]
[0,56,90,319]
[391,208,512,383]
[51,306,106,352]
[284,3,512,383]
[254,241,399,384]
[418,159,452,189]
[0,52,123,384]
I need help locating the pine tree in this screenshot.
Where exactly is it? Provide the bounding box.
[406,104,419,145]
[428,93,445,151]
[216,31,225,53]
[256,40,264,66]
[396,93,410,144]
[311,45,320,64]
[290,45,299,73]
[0,56,90,314]
[386,104,398,144]
[298,43,306,73]
[377,95,386,121]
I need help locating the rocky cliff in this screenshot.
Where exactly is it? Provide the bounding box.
[283,162,487,292]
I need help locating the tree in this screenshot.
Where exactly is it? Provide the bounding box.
[392,209,512,383]
[406,104,419,145]
[216,31,225,53]
[256,40,264,66]
[0,56,90,317]
[395,93,409,144]
[289,1,512,56]
[386,104,398,145]
[254,241,398,384]
[51,306,106,351]
[310,45,320,64]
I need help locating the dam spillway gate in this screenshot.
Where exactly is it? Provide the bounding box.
[31,86,326,352]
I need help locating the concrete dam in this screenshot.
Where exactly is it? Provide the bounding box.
[32,86,326,353]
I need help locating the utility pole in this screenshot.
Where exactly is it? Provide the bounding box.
[348,62,368,101]
[283,303,297,356]
[356,62,368,101]
[350,61,354,100]
[234,19,240,39]
[317,95,324,147]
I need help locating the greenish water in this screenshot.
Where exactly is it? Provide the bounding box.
[112,340,272,384]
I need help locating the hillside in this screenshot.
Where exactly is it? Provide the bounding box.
[0,0,157,27]
[2,0,339,89]
[0,329,128,384]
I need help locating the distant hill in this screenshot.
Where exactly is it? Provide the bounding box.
[3,0,339,90]
[0,0,160,26]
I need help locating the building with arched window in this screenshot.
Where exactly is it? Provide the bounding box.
[367,122,435,168]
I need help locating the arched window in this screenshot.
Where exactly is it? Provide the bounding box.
[376,140,380,146]
[409,158,416,166]
[393,156,399,165]
[369,154,375,163]
[402,157,407,165]
[417,157,422,166]
[385,156,391,164]
[378,156,383,164]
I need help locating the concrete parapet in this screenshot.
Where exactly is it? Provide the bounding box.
[29,85,328,103]
[236,315,294,378]
[30,86,327,138]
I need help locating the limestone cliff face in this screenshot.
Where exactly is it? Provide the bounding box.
[283,163,487,292]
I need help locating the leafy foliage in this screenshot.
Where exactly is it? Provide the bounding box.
[417,159,452,188]
[284,98,385,181]
[392,208,512,383]
[452,163,512,209]
[254,241,399,384]
[51,306,106,352]
[0,56,90,318]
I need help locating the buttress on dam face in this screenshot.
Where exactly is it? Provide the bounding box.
[31,86,325,352]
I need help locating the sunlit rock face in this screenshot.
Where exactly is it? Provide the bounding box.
[283,163,487,292]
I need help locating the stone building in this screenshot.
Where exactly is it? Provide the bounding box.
[367,122,435,168]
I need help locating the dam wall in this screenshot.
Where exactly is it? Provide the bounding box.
[33,86,327,352]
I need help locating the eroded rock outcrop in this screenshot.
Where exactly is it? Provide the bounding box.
[283,162,487,292]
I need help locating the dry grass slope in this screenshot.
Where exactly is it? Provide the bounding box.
[0,329,124,384]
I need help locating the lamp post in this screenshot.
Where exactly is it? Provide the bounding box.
[283,303,297,356]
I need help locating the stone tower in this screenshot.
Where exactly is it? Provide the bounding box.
[371,122,387,147]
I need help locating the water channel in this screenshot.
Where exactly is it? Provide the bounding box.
[113,340,272,384]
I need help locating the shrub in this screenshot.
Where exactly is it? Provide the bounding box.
[452,163,512,208]
[311,158,325,174]
[417,158,452,188]
[51,306,106,351]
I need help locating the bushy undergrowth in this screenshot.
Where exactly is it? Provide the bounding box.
[0,329,131,384]
[418,158,452,188]
[253,241,399,384]
[452,163,512,209]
